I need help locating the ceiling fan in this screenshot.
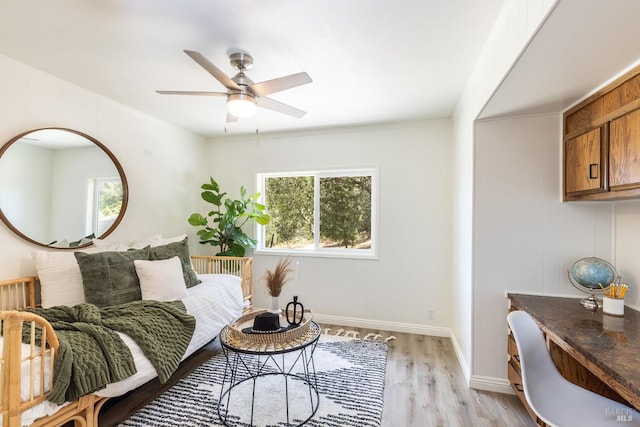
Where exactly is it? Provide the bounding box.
[156,50,312,123]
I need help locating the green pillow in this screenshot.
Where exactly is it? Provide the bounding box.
[148,237,201,288]
[74,246,151,307]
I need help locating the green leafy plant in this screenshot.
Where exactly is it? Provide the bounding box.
[188,177,270,256]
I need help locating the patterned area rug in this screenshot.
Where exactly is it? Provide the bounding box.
[119,333,388,427]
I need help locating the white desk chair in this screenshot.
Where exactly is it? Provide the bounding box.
[507,310,640,427]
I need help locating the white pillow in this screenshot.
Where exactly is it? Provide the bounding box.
[134,256,188,301]
[91,237,121,248]
[161,234,188,244]
[32,244,120,308]
[92,234,162,249]
[49,239,70,248]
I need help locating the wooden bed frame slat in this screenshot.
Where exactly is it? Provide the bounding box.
[0,277,36,312]
[0,256,252,427]
[191,255,253,310]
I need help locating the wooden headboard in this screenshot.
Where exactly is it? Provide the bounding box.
[0,276,37,311]
[190,255,253,310]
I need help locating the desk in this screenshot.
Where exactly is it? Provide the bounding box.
[508,294,640,417]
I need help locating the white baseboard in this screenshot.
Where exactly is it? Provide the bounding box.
[469,375,515,395]
[311,313,450,337]
[449,330,471,384]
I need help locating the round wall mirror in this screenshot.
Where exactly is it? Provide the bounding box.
[0,127,128,249]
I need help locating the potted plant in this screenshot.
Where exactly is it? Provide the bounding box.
[263,257,293,313]
[188,177,270,257]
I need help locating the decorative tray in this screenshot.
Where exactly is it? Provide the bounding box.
[227,308,313,345]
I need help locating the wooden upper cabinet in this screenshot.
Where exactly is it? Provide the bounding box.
[565,127,606,196]
[609,108,640,190]
[563,64,640,201]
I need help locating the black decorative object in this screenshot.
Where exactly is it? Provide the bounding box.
[251,312,281,332]
[286,296,304,326]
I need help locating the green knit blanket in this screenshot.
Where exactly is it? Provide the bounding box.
[25,300,195,404]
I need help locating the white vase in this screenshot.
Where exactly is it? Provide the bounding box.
[268,295,280,314]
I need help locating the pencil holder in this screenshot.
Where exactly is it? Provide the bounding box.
[603,296,624,316]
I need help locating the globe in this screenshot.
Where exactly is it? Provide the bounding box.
[568,257,617,291]
[568,257,617,310]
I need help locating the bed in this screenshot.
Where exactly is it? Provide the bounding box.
[0,254,253,427]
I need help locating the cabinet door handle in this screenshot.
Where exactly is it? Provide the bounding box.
[513,383,524,392]
[589,163,598,179]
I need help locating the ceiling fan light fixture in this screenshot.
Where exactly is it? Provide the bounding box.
[227,93,256,118]
[157,50,311,123]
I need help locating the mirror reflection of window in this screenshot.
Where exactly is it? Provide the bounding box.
[90,178,123,236]
[49,144,120,245]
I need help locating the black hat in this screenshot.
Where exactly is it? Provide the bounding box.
[242,312,298,334]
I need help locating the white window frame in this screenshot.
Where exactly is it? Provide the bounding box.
[256,168,378,259]
[88,177,121,237]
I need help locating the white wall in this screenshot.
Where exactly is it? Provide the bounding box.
[473,114,614,385]
[0,54,207,277]
[613,200,640,310]
[0,143,53,242]
[452,0,557,384]
[202,121,453,332]
[451,87,475,381]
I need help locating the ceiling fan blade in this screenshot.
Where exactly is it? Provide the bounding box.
[156,90,228,96]
[249,72,312,97]
[183,50,241,91]
[257,97,306,118]
[226,112,239,123]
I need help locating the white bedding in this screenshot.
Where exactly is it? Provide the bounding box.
[2,273,244,427]
[97,273,244,396]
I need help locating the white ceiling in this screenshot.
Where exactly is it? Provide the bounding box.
[0,0,505,137]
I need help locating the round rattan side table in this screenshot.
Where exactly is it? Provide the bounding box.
[217,318,321,427]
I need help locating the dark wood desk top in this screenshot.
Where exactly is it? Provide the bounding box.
[508,293,640,408]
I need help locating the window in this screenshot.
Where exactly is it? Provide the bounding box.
[256,168,377,258]
[88,177,123,236]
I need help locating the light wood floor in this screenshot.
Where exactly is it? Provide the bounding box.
[323,324,535,427]
[99,324,535,427]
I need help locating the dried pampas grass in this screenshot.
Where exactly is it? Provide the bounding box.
[263,257,293,297]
